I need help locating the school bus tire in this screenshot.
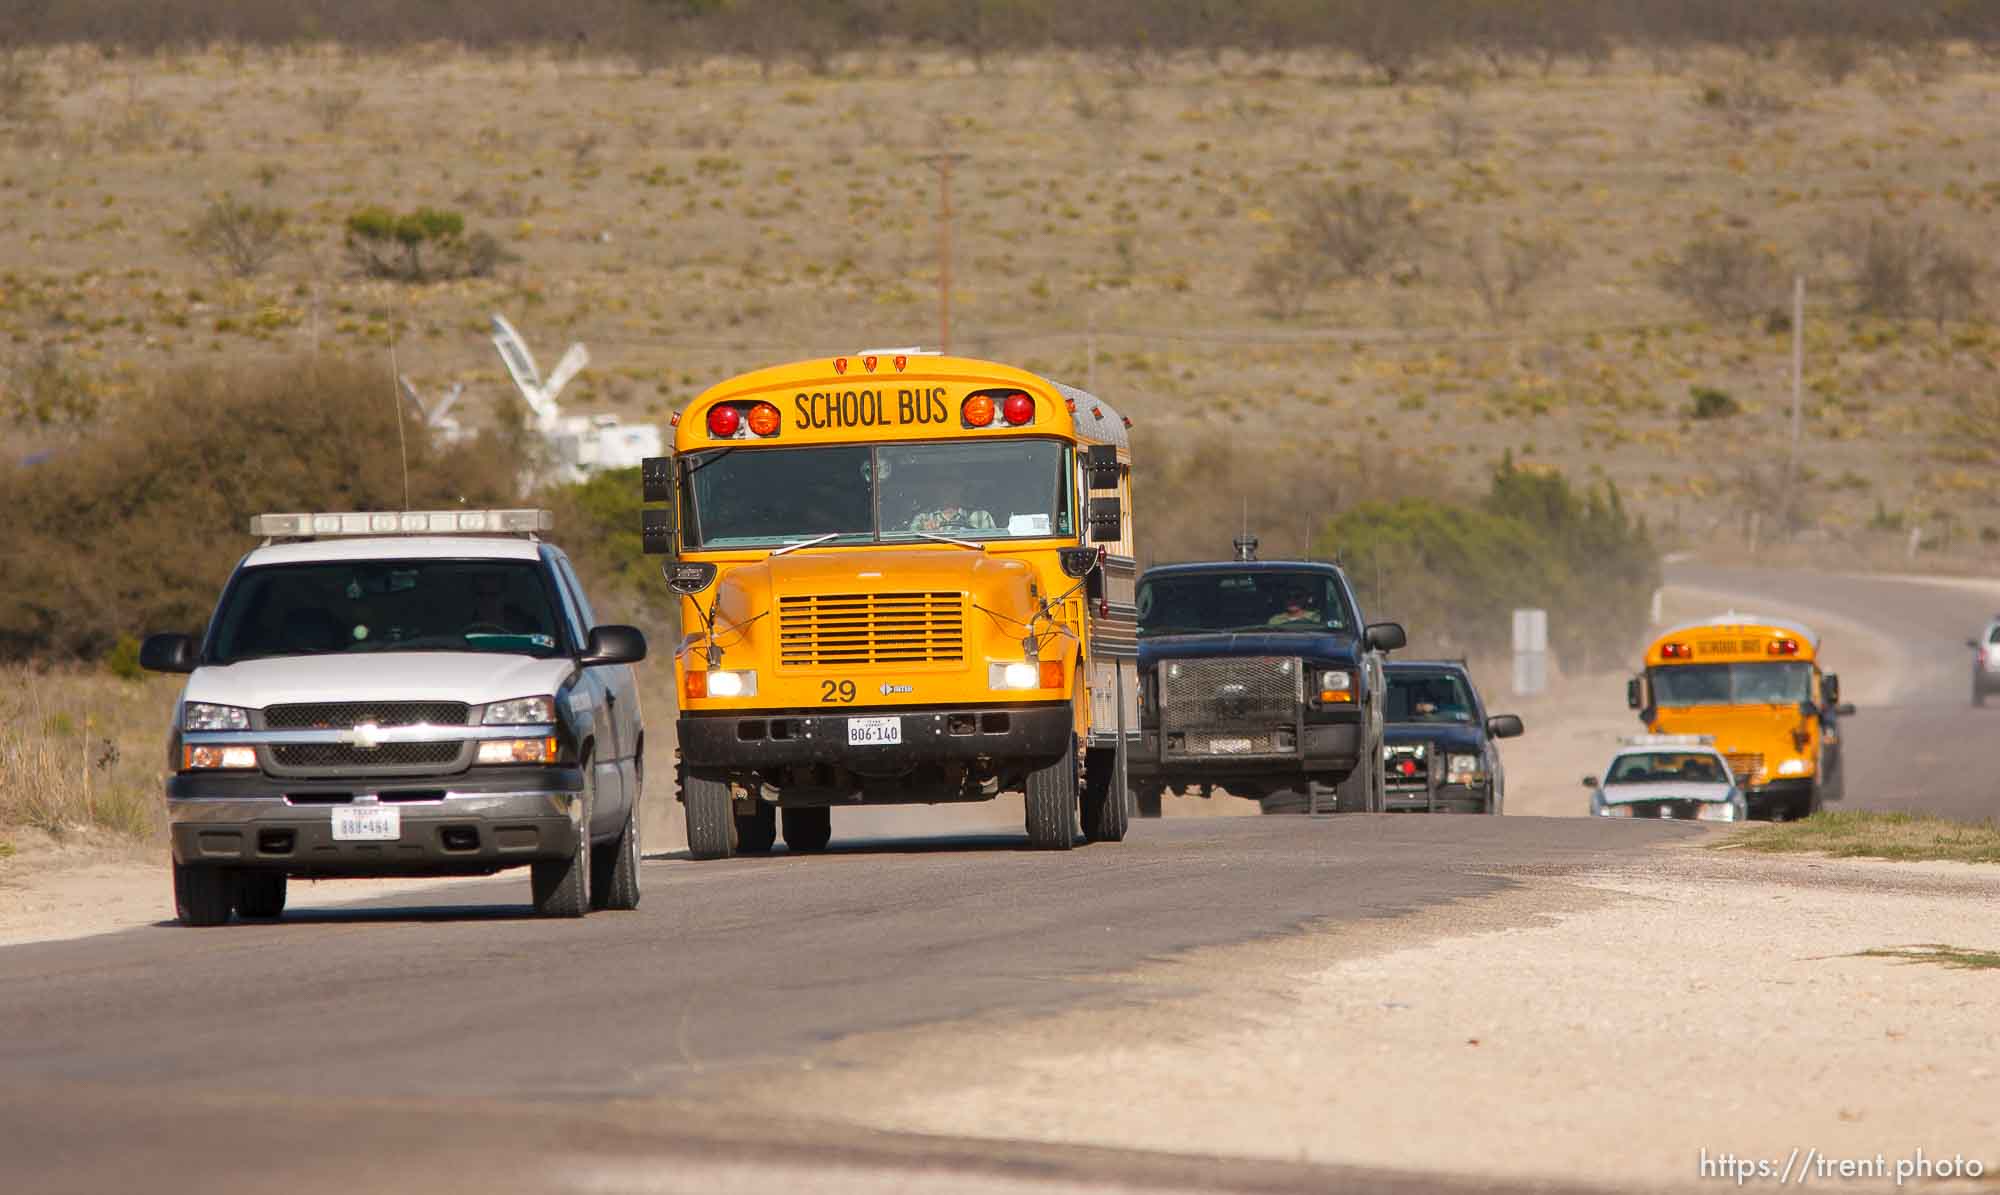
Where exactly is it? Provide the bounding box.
[683,771,736,861]
[1024,738,1080,850]
[1081,746,1128,844]
[782,806,832,853]
[735,798,777,855]
[1135,785,1164,819]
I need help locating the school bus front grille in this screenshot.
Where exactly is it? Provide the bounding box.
[778,592,966,668]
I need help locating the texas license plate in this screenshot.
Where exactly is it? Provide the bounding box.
[1209,738,1254,754]
[848,716,902,746]
[331,805,401,841]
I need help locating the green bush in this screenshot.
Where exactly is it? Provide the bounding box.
[1318,457,1656,672]
[1688,386,1741,420]
[103,635,144,681]
[344,206,508,282]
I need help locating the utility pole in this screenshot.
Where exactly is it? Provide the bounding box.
[1785,274,1804,537]
[921,152,969,354]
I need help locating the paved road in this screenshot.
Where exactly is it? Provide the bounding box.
[1665,562,2000,822]
[0,814,1682,1194]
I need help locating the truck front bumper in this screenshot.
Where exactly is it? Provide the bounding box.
[1129,721,1361,785]
[166,767,585,876]
[678,703,1074,774]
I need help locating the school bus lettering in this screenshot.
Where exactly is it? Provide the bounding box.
[793,387,951,430]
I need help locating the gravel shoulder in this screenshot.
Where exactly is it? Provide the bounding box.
[756,843,1999,1192]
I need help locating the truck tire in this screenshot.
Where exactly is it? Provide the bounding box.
[173,863,234,927]
[1135,785,1164,819]
[531,822,591,918]
[1333,766,1375,813]
[735,800,777,854]
[683,771,736,861]
[236,871,287,920]
[1024,739,1078,850]
[1081,746,1128,844]
[590,806,642,911]
[782,806,831,852]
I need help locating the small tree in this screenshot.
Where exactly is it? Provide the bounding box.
[188,194,290,278]
[1923,245,1984,332]
[1463,231,1569,323]
[1658,231,1790,322]
[345,206,506,282]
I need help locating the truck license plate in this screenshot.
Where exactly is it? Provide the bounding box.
[331,805,401,841]
[848,716,902,746]
[1209,738,1253,754]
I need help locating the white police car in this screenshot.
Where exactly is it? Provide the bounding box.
[141,509,647,924]
[1582,734,1747,822]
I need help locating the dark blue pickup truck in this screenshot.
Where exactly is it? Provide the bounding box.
[1129,544,1405,815]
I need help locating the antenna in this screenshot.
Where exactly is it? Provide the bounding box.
[389,332,410,512]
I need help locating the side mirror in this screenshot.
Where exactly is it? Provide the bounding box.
[580,625,647,667]
[641,455,674,503]
[1364,622,1406,652]
[642,507,675,556]
[1580,775,1599,789]
[1085,444,1122,491]
[139,633,197,674]
[1822,673,1840,705]
[1487,714,1524,739]
[663,560,718,596]
[1626,677,1642,710]
[1087,496,1122,543]
[1836,702,1856,717]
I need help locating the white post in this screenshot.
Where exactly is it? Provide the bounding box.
[1512,608,1548,697]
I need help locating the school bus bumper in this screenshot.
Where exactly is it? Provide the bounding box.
[677,702,1075,772]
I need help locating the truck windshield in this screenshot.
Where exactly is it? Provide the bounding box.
[1608,752,1729,784]
[1137,571,1352,636]
[207,560,565,663]
[679,439,1073,549]
[1387,672,1475,723]
[1650,662,1812,706]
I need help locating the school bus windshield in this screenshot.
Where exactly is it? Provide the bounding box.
[1650,661,1812,706]
[680,438,1073,549]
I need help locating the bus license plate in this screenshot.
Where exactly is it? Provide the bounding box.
[848,717,902,746]
[331,805,401,841]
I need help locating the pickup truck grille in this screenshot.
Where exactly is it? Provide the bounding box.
[270,743,463,769]
[1384,742,1431,790]
[778,592,964,668]
[264,702,470,729]
[1159,656,1303,743]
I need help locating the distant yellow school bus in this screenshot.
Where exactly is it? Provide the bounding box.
[1629,613,1853,821]
[640,351,1138,858]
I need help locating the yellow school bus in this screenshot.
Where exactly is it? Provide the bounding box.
[640,351,1138,858]
[1629,613,1853,820]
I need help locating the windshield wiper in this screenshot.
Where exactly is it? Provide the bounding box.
[771,532,843,557]
[910,531,986,551]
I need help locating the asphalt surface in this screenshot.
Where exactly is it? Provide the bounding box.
[0,814,1687,1194]
[1665,562,2000,822]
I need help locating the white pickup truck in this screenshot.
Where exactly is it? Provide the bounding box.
[140,509,647,924]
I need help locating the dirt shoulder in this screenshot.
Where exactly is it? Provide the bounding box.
[755,843,1999,1192]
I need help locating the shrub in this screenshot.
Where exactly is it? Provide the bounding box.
[345,206,508,282]
[103,635,144,681]
[1688,386,1741,420]
[1922,245,1984,331]
[1696,65,1799,133]
[188,194,290,278]
[3,342,98,436]
[1462,231,1569,323]
[1658,231,1792,322]
[302,86,363,133]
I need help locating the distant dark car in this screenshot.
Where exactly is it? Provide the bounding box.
[1380,661,1523,814]
[1130,545,1405,816]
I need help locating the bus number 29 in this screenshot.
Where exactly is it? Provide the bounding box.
[821,680,856,703]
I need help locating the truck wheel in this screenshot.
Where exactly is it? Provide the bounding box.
[590,806,642,911]
[236,871,287,920]
[173,863,235,927]
[782,806,832,852]
[683,771,736,860]
[531,821,591,918]
[1081,747,1128,844]
[736,800,777,854]
[1024,739,1079,850]
[1333,767,1373,813]
[1136,785,1164,819]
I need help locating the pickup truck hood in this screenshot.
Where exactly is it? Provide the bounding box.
[1383,723,1485,753]
[1600,781,1735,806]
[185,653,576,710]
[1139,632,1362,669]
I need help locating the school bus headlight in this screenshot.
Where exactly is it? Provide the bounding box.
[991,662,1040,690]
[476,737,559,765]
[700,670,756,699]
[1777,758,1807,776]
[184,744,258,770]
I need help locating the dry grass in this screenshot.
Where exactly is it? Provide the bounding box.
[1719,811,2000,864]
[0,43,1996,563]
[1855,944,2000,972]
[0,666,175,841]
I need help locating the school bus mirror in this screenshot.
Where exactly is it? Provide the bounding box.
[1087,496,1122,543]
[1822,673,1841,704]
[642,456,674,503]
[1626,677,1642,709]
[1835,702,1856,717]
[1058,546,1100,579]
[641,507,676,556]
[1085,444,1121,491]
[663,560,717,595]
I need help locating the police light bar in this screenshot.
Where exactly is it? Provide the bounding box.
[1620,733,1715,747]
[250,510,554,538]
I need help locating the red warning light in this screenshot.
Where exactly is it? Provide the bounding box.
[1001,393,1034,425]
[707,405,741,437]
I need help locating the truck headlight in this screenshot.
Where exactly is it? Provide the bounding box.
[183,744,257,770]
[1597,803,1634,818]
[483,695,556,725]
[1694,802,1739,822]
[1317,670,1353,703]
[477,737,559,765]
[1777,758,1807,777]
[183,702,250,731]
[1447,753,1482,784]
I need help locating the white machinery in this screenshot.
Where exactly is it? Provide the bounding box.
[398,375,468,444]
[489,314,662,483]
